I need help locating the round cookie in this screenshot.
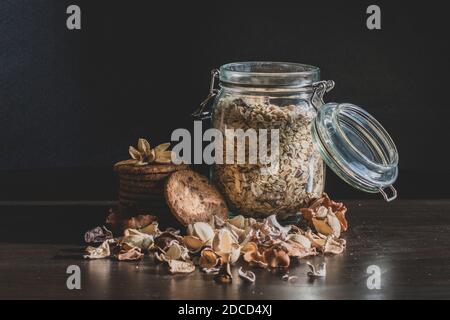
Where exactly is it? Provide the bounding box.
[164,170,229,226]
[114,161,189,175]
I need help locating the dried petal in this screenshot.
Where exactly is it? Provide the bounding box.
[327,212,341,238]
[263,247,290,269]
[154,232,181,251]
[228,215,246,229]
[191,222,215,243]
[286,234,311,249]
[238,267,256,283]
[168,260,195,274]
[155,150,173,164]
[137,138,151,156]
[120,230,154,251]
[139,222,160,236]
[199,249,220,269]
[284,240,317,258]
[213,229,237,256]
[129,146,142,161]
[84,226,113,244]
[266,215,291,237]
[163,243,187,261]
[312,218,333,236]
[183,236,204,252]
[306,261,326,277]
[154,143,170,153]
[117,247,144,261]
[299,208,314,225]
[316,206,328,219]
[84,239,116,259]
[241,242,258,254]
[335,208,348,231]
[229,244,241,265]
[323,237,346,255]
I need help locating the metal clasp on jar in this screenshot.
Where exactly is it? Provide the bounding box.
[192,69,220,120]
[310,80,335,110]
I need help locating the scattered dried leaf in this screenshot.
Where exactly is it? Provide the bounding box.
[168,260,196,274]
[84,226,113,244]
[306,262,326,278]
[238,267,256,283]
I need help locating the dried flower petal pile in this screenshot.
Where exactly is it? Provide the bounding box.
[83,194,348,282]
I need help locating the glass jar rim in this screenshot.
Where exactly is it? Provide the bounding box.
[219,61,320,88]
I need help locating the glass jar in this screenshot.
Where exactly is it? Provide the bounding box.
[194,61,398,219]
[207,62,334,218]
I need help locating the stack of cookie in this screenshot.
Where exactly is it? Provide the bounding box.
[114,162,189,214]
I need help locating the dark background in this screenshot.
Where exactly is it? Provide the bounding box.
[0,0,449,201]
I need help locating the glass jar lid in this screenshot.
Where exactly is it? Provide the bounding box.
[312,103,399,201]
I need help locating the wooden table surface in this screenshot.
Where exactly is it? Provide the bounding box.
[0,200,449,300]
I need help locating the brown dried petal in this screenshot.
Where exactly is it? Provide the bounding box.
[263,247,290,269]
[228,215,246,229]
[303,231,326,250]
[308,197,326,210]
[154,232,181,251]
[241,242,258,255]
[117,247,144,261]
[139,222,160,236]
[183,236,204,252]
[312,218,334,236]
[335,208,348,231]
[299,208,314,225]
[243,246,267,268]
[199,249,220,269]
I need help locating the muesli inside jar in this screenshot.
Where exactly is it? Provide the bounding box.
[208,62,333,218]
